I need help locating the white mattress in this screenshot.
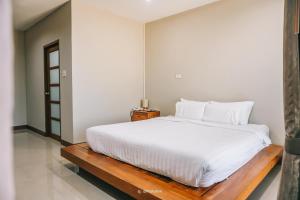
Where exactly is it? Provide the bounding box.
[86,116,271,187]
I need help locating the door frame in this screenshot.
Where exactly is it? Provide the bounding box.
[44,40,61,142]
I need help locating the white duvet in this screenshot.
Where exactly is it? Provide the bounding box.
[86,116,271,187]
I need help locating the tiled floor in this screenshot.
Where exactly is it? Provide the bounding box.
[14,131,280,200]
[14,131,120,200]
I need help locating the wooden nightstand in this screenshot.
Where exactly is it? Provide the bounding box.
[131,110,160,121]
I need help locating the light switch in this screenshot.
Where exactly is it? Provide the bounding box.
[61,70,67,78]
[175,74,183,79]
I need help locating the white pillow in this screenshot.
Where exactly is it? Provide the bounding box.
[202,101,254,125]
[175,101,206,121]
[181,98,207,104]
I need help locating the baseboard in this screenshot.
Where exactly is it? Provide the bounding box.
[61,140,73,147]
[13,125,28,131]
[14,125,70,145]
[27,125,47,137]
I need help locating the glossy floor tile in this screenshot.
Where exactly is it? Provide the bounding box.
[14,131,280,200]
[14,131,116,200]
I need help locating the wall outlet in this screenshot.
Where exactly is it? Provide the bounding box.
[175,74,183,79]
[61,70,67,78]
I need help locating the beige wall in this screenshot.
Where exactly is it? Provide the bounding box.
[13,31,27,126]
[25,2,73,143]
[71,0,144,143]
[146,0,285,144]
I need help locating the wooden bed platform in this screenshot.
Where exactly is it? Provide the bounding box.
[61,143,283,200]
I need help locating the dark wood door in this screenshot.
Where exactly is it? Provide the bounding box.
[44,41,61,141]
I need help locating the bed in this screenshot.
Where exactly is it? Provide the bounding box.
[86,116,271,188]
[61,101,283,200]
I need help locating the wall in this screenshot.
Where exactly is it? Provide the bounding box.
[71,0,144,143]
[13,31,27,126]
[145,0,285,144]
[25,2,73,143]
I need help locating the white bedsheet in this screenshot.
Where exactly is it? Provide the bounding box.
[86,116,271,187]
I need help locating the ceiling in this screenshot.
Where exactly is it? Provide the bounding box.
[87,0,220,22]
[13,0,69,30]
[13,0,220,31]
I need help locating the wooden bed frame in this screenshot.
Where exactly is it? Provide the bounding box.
[61,143,283,200]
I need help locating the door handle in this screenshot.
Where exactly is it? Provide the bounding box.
[45,92,50,95]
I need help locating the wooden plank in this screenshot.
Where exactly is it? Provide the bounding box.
[62,145,211,200]
[61,144,283,200]
[77,143,90,149]
[202,145,283,200]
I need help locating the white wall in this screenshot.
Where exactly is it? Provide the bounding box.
[71,0,144,143]
[13,31,27,126]
[25,2,73,143]
[146,0,285,144]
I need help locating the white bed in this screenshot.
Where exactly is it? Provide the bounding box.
[86,116,271,187]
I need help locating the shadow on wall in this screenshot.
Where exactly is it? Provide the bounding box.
[248,164,281,200]
[63,164,134,200]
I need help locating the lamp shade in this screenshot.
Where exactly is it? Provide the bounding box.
[141,99,149,109]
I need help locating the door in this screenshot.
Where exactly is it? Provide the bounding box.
[44,41,61,141]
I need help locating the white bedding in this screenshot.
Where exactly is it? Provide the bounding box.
[86,116,271,187]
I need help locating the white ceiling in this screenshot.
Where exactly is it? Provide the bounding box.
[87,0,220,22]
[13,0,69,30]
[13,0,220,31]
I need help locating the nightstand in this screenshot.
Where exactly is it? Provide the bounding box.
[131,110,160,121]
